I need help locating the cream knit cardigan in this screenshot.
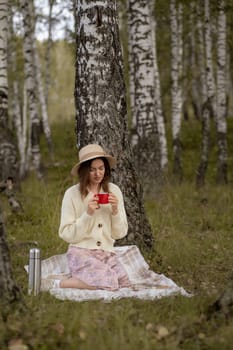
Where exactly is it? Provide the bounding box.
[59,183,128,251]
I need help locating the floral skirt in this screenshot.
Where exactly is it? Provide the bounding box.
[67,246,131,291]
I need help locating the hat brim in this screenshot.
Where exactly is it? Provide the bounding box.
[71,155,116,176]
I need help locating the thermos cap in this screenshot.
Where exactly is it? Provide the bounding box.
[29,248,41,258]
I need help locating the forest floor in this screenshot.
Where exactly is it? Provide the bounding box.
[1,121,233,350]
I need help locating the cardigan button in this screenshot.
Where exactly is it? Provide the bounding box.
[98,223,103,228]
[97,241,101,246]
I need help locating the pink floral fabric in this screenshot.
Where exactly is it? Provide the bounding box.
[67,246,131,291]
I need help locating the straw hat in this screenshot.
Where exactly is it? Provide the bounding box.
[71,144,116,176]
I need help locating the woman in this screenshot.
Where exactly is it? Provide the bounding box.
[59,144,131,290]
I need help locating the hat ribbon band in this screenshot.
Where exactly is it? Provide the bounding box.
[80,151,107,162]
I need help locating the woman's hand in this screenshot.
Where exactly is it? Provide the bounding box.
[87,195,99,216]
[108,192,118,215]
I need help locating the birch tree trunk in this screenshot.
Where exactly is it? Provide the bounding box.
[196,3,207,107]
[0,2,8,131]
[0,0,18,182]
[27,1,53,158]
[0,203,20,302]
[203,0,216,116]
[45,0,55,107]
[34,44,53,159]
[216,0,227,184]
[127,0,162,191]
[12,79,28,179]
[74,0,154,249]
[0,0,20,303]
[8,6,28,179]
[196,0,216,185]
[20,0,43,178]
[170,0,183,181]
[149,0,168,170]
[190,2,201,120]
[127,1,136,145]
[226,53,233,118]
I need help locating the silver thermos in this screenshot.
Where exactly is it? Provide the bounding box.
[28,248,41,296]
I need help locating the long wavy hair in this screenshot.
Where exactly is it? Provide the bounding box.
[78,157,111,198]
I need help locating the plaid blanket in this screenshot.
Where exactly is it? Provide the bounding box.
[26,245,191,301]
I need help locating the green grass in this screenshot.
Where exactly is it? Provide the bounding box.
[1,120,233,350]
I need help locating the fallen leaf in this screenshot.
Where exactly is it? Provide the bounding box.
[155,325,169,340]
[198,333,205,340]
[145,323,154,331]
[79,330,87,340]
[8,338,29,350]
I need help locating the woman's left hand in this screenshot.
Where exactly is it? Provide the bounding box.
[108,192,118,215]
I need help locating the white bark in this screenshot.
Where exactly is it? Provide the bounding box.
[127,0,161,187]
[127,0,136,145]
[27,0,53,158]
[177,3,183,122]
[197,3,207,104]
[13,81,28,178]
[45,0,55,106]
[8,6,28,178]
[170,0,180,140]
[20,0,42,178]
[128,0,157,137]
[0,0,8,127]
[149,0,168,169]
[170,0,183,178]
[216,0,227,183]
[226,53,233,117]
[0,1,18,182]
[204,0,216,113]
[189,2,201,119]
[34,45,53,158]
[196,0,215,185]
[216,0,227,133]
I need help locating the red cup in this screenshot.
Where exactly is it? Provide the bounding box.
[97,193,109,204]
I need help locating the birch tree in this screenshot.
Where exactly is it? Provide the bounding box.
[196,2,207,109]
[44,0,56,106]
[20,0,43,178]
[189,2,201,120]
[0,204,20,302]
[196,0,216,185]
[28,1,54,158]
[74,0,154,249]
[226,53,233,119]
[127,0,162,190]
[0,1,18,182]
[34,44,53,158]
[216,0,227,184]
[8,5,28,178]
[170,0,183,180]
[0,0,20,303]
[149,0,168,170]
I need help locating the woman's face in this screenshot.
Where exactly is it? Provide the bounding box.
[88,158,105,186]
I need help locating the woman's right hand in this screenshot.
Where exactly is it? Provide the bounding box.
[87,195,99,216]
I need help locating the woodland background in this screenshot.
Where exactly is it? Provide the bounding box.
[1,0,233,349]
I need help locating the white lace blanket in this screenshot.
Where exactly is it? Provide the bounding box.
[26,245,191,302]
